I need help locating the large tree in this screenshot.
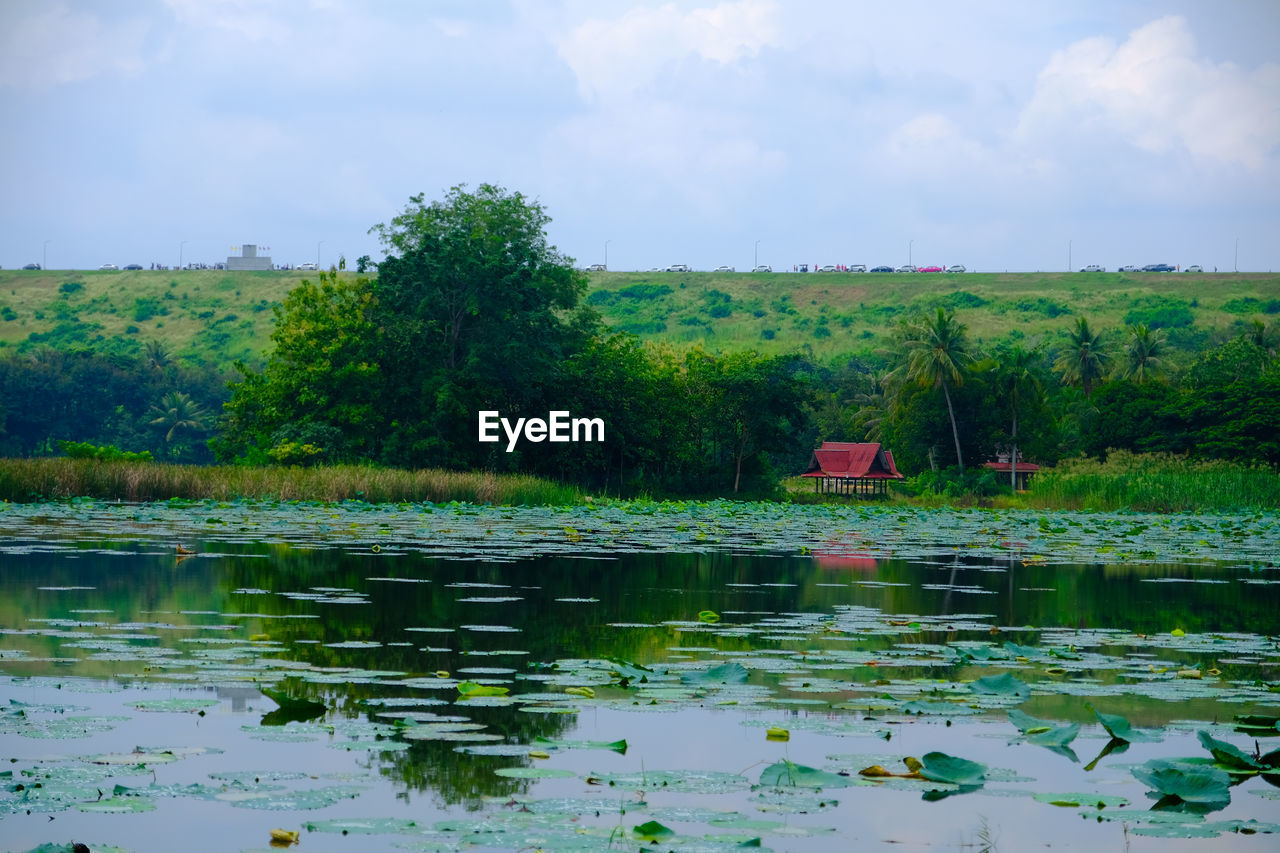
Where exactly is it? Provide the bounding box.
[897,308,975,470]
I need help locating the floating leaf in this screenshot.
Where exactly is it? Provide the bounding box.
[457,681,509,698]
[1132,759,1231,806]
[681,662,749,685]
[968,673,1030,699]
[918,752,987,786]
[1197,730,1266,772]
[633,820,675,841]
[1089,706,1159,743]
[758,760,854,789]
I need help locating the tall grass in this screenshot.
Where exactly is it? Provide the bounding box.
[0,459,581,505]
[1026,450,1280,512]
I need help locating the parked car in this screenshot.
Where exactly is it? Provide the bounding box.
[1119,265,1139,273]
[586,263,606,272]
[124,263,143,270]
[298,262,319,271]
[752,264,772,273]
[946,265,966,274]
[22,263,41,270]
[1185,265,1204,273]
[895,265,917,273]
[848,264,866,273]
[666,264,690,273]
[99,263,118,271]
[818,264,837,272]
[1080,264,1104,273]
[870,265,893,273]
[713,265,734,272]
[917,265,943,273]
[1141,263,1176,272]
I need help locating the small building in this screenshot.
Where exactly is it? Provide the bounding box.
[226,243,273,271]
[801,441,904,496]
[983,454,1041,490]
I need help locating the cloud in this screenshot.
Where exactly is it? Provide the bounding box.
[556,0,783,102]
[1017,15,1280,170]
[0,4,149,90]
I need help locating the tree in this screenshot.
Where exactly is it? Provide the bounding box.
[1119,323,1167,384]
[147,391,208,458]
[1054,316,1109,397]
[897,308,975,470]
[986,343,1045,489]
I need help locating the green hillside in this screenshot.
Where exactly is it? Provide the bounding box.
[2,268,1278,371]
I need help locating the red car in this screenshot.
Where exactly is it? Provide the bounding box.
[917,265,944,273]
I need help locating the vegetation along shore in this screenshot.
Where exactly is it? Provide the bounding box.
[2,184,1277,506]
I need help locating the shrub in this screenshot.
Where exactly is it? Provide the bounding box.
[56,440,153,463]
[59,281,84,295]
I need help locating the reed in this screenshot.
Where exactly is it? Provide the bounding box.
[1025,450,1280,512]
[0,459,581,505]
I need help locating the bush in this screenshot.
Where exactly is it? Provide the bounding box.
[907,466,1004,498]
[1123,297,1194,329]
[56,440,153,463]
[59,281,84,295]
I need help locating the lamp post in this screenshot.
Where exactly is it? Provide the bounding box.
[180,240,188,270]
[755,240,760,270]
[604,240,610,270]
[1069,239,1072,272]
[909,240,913,267]
[43,240,49,270]
[317,240,325,269]
[1235,237,1239,273]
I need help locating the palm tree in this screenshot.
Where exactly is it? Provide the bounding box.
[147,391,207,458]
[901,308,974,470]
[143,340,171,371]
[1054,316,1109,397]
[990,344,1044,490]
[1119,323,1167,384]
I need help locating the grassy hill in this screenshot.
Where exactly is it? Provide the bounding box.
[2,267,1278,372]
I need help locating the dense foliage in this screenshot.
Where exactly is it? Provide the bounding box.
[2,184,1277,499]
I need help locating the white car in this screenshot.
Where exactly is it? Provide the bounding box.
[1185,265,1204,273]
[298,262,319,271]
[895,265,917,273]
[848,264,866,273]
[1119,265,1138,273]
[99,263,118,271]
[818,264,837,272]
[1079,264,1104,273]
[946,265,966,274]
[586,263,606,271]
[666,264,690,273]
[713,265,734,272]
[752,265,772,273]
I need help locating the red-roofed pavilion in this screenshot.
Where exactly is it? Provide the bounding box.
[801,442,904,496]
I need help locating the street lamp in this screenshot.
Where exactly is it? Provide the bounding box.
[1235,237,1239,273]
[604,240,610,270]
[43,240,50,270]
[755,240,760,270]
[180,240,189,270]
[317,240,325,269]
[909,240,913,267]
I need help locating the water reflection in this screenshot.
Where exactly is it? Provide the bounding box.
[1,541,1278,847]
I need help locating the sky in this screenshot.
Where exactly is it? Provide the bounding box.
[2,0,1278,274]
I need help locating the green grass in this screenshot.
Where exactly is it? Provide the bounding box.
[1024,451,1280,512]
[2,268,1278,371]
[0,458,582,505]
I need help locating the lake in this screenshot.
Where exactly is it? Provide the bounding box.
[1,499,1278,852]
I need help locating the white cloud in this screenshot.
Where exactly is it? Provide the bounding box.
[556,0,783,102]
[1017,15,1280,170]
[0,4,149,90]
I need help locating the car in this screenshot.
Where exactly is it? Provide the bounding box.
[586,263,606,272]
[22,263,41,270]
[818,264,837,273]
[1141,263,1176,272]
[713,265,734,272]
[123,263,143,270]
[895,265,917,273]
[1080,264,1104,273]
[870,265,893,273]
[848,264,866,273]
[752,264,772,273]
[99,263,118,271]
[1185,265,1204,273]
[666,264,690,273]
[1119,265,1139,273]
[917,265,943,273]
[946,265,966,274]
[298,262,319,271]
